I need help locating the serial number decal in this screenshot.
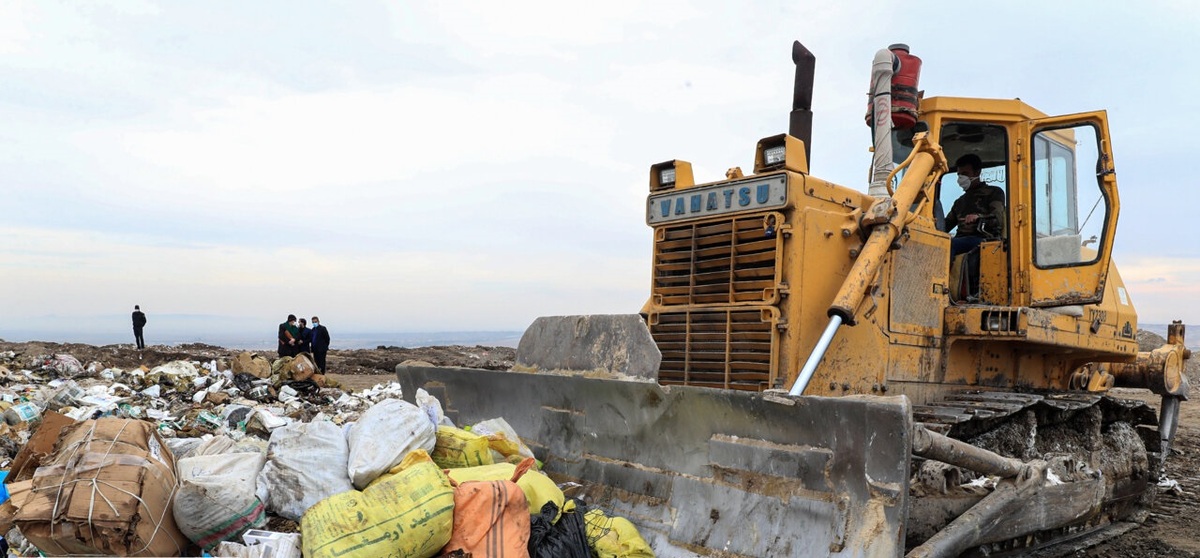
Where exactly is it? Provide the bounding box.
[647,175,787,225]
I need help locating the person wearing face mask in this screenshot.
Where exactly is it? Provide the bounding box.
[296,318,312,354]
[310,316,331,373]
[278,314,300,357]
[943,153,1006,258]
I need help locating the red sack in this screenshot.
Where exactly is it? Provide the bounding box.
[441,458,535,557]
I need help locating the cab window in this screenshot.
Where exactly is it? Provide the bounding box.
[1031,124,1106,267]
[936,123,1008,233]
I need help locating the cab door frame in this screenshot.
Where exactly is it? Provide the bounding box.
[1015,111,1118,307]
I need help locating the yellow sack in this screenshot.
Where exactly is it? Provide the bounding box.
[446,462,564,521]
[584,508,655,558]
[432,426,494,469]
[484,433,523,459]
[301,450,454,558]
[482,435,536,465]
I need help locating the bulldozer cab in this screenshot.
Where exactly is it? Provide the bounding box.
[923,98,1118,308]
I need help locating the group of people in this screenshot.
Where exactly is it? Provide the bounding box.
[127,307,333,373]
[278,314,332,373]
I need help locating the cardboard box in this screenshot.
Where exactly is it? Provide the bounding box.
[5,410,75,486]
[6,418,190,556]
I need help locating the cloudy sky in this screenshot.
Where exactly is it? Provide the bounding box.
[1,1,1197,345]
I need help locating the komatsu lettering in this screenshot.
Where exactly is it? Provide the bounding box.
[646,175,787,224]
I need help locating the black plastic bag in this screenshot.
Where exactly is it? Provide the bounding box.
[232,372,259,393]
[283,379,320,395]
[529,498,590,558]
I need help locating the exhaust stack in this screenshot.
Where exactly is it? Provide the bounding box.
[788,41,815,169]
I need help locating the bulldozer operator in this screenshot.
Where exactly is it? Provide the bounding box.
[943,153,1005,257]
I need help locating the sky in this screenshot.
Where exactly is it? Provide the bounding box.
[1,1,1198,345]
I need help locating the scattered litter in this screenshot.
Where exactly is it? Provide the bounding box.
[0,346,652,558]
[2,403,40,427]
[232,352,273,379]
[355,381,404,402]
[964,476,999,489]
[1158,478,1183,496]
[584,506,655,557]
[215,530,302,558]
[35,354,84,378]
[473,416,537,462]
[278,384,299,404]
[417,387,450,426]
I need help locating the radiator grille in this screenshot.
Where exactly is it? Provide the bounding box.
[649,309,778,391]
[652,214,781,306]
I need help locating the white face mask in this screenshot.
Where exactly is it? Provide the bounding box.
[956,174,972,190]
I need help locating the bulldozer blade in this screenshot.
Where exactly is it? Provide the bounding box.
[397,365,913,557]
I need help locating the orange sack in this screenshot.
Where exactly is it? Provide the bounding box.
[442,458,536,557]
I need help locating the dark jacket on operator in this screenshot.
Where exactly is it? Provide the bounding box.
[944,182,1005,239]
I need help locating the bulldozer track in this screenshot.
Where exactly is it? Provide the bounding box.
[913,390,1158,441]
[912,390,1165,557]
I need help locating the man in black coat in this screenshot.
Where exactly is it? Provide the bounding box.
[278,314,299,357]
[310,316,331,373]
[131,305,147,350]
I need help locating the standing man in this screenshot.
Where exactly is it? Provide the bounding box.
[296,318,312,354]
[131,305,147,350]
[278,314,299,357]
[311,316,331,373]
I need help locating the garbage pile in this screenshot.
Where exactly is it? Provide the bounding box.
[0,350,655,557]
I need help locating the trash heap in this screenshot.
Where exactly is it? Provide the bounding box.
[0,350,655,557]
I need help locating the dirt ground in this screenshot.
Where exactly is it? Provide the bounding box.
[1,336,1196,556]
[0,340,516,378]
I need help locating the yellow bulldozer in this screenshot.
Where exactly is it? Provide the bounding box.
[397,41,1190,557]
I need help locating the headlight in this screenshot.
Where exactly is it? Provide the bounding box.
[754,134,808,174]
[659,167,676,186]
[650,160,693,191]
[764,145,786,165]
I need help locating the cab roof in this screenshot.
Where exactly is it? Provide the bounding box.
[920,96,1050,122]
